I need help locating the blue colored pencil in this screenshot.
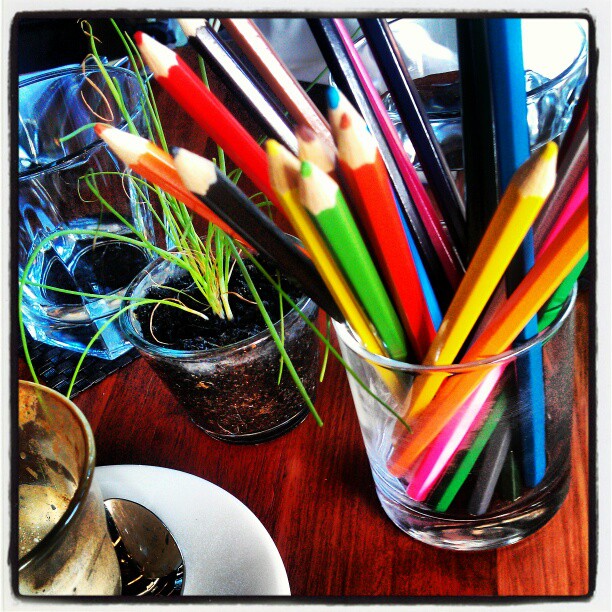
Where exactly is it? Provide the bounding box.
[486,18,547,488]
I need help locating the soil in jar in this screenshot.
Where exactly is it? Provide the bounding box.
[133,260,319,441]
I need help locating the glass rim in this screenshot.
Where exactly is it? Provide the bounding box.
[333,285,577,374]
[18,380,96,573]
[18,64,144,181]
[120,253,314,361]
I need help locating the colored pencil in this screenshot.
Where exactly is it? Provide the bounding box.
[328,94,436,360]
[456,18,500,260]
[434,392,508,512]
[298,160,408,361]
[406,365,505,501]
[308,18,454,310]
[134,31,278,212]
[358,18,467,262]
[387,196,588,475]
[220,18,335,152]
[406,143,558,418]
[266,138,383,351]
[172,146,343,322]
[487,17,547,487]
[94,124,246,245]
[266,139,406,398]
[535,117,588,253]
[178,19,298,155]
[467,417,512,515]
[295,125,337,177]
[333,17,463,289]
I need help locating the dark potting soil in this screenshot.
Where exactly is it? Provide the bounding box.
[134,261,303,351]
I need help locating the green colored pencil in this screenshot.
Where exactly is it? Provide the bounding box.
[434,392,508,512]
[298,160,408,360]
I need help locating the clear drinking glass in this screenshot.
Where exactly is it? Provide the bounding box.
[18,64,154,359]
[333,289,576,550]
[18,380,121,595]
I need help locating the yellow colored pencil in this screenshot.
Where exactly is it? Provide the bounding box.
[406,142,558,418]
[388,196,588,475]
[266,139,386,357]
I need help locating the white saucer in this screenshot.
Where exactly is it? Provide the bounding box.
[95,464,291,596]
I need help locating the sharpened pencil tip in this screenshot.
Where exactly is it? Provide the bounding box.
[339,113,351,130]
[300,161,313,178]
[134,31,144,45]
[327,87,340,110]
[295,125,315,142]
[94,123,109,137]
[265,139,281,156]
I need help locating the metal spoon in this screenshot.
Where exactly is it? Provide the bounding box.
[104,498,185,596]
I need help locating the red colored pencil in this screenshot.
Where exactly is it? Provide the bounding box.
[134,31,278,211]
[331,108,436,360]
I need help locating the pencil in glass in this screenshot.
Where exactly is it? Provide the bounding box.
[329,92,437,360]
[358,18,467,263]
[486,17,546,487]
[298,160,409,361]
[406,143,558,419]
[178,19,298,155]
[220,18,335,152]
[308,17,454,310]
[172,146,344,322]
[387,196,588,475]
[333,17,463,289]
[456,18,500,261]
[134,31,279,214]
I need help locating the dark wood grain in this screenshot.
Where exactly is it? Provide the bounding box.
[17,45,591,598]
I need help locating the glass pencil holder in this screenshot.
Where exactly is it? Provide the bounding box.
[333,287,577,551]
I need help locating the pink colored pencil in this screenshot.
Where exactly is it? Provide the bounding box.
[333,18,464,289]
[537,167,588,257]
[405,366,505,501]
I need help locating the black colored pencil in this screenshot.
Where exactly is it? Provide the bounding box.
[307,17,454,310]
[178,19,298,155]
[456,18,500,262]
[172,146,344,322]
[468,418,512,515]
[558,75,589,165]
[358,18,467,264]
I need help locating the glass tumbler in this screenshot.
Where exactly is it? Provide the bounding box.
[18,64,155,359]
[18,380,121,595]
[333,289,577,550]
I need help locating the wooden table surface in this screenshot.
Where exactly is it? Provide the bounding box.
[18,45,591,599]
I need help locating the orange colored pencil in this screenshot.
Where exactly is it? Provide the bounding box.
[94,124,247,245]
[387,197,588,475]
[331,109,436,360]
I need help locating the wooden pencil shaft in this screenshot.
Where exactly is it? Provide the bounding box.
[220,18,335,151]
[174,149,344,322]
[359,18,467,261]
[308,18,454,309]
[456,18,500,260]
[333,18,464,289]
[184,22,298,155]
